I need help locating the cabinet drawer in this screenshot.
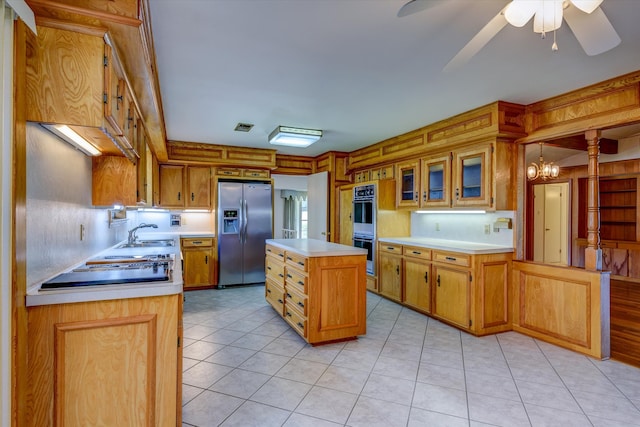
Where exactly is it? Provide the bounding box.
[216,167,241,177]
[403,246,431,260]
[285,287,308,316]
[265,279,285,314]
[433,251,470,267]
[285,268,308,295]
[242,169,270,178]
[284,306,307,337]
[181,238,213,247]
[266,244,285,260]
[285,252,308,272]
[265,255,285,281]
[379,243,402,254]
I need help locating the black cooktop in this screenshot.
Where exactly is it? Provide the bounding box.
[41,262,170,290]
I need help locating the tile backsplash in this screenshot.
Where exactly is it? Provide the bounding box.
[411,211,515,247]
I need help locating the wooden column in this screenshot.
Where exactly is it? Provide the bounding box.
[585,130,602,271]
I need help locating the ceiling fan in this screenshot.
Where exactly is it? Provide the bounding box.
[398,0,621,72]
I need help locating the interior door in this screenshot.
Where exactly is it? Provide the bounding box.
[307,171,328,240]
[533,182,569,265]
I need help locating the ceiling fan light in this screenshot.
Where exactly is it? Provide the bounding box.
[504,0,537,27]
[533,0,563,33]
[570,0,603,14]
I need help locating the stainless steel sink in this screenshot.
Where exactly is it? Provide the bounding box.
[116,239,175,249]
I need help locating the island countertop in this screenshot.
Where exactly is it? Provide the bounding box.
[266,238,368,257]
[378,237,514,255]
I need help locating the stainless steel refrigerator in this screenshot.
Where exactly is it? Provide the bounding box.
[217,181,273,287]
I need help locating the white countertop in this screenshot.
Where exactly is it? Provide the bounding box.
[267,238,368,257]
[378,237,514,255]
[26,234,192,307]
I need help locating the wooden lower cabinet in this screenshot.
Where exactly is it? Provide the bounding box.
[181,237,216,289]
[433,264,470,329]
[265,242,367,344]
[377,241,512,336]
[379,243,403,302]
[27,294,182,426]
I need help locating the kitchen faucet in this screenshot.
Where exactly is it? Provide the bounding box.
[128,223,158,244]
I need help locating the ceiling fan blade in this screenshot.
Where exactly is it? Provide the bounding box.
[443,8,508,72]
[397,0,447,18]
[563,5,621,56]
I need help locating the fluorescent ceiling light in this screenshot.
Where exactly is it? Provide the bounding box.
[268,126,322,148]
[42,124,101,156]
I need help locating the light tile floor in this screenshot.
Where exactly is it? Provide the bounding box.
[181,285,640,427]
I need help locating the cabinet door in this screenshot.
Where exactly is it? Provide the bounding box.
[453,146,492,207]
[92,155,136,206]
[379,251,402,301]
[403,258,431,313]
[136,124,153,205]
[396,161,420,208]
[104,44,126,136]
[421,155,451,207]
[159,164,185,207]
[433,265,470,329]
[187,166,211,208]
[339,187,354,245]
[183,247,213,288]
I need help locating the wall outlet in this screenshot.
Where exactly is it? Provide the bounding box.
[484,224,491,235]
[435,222,440,231]
[80,224,86,241]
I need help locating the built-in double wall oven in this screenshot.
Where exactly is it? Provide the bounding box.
[353,184,375,275]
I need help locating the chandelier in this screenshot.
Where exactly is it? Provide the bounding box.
[527,142,560,180]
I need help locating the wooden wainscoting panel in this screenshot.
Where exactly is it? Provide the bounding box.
[54,315,157,426]
[610,279,640,367]
[512,261,610,359]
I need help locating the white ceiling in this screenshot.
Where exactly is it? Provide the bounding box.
[148,0,640,158]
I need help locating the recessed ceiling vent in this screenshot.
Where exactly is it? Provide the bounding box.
[234,123,254,132]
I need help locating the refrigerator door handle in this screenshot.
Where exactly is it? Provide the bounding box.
[239,198,244,243]
[243,199,249,243]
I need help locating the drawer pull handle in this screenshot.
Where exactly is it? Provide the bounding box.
[279,273,284,278]
[298,281,304,286]
[297,261,305,266]
[445,256,457,261]
[286,292,292,298]
[287,256,292,261]
[192,241,202,244]
[387,247,395,250]
[278,253,284,258]
[267,248,271,252]
[267,266,272,270]
[412,251,421,255]
[278,299,284,304]
[286,311,292,317]
[297,301,304,308]
[287,274,292,278]
[297,322,304,328]
[267,289,271,293]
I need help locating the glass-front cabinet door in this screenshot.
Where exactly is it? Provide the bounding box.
[421,155,451,207]
[452,145,492,207]
[396,160,420,208]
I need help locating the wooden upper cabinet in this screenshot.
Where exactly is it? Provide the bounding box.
[26,24,139,160]
[396,160,420,208]
[421,154,452,208]
[452,145,492,208]
[159,165,212,209]
[159,164,185,207]
[187,166,212,208]
[92,155,136,206]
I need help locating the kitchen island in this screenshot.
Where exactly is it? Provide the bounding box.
[265,238,368,344]
[25,235,188,427]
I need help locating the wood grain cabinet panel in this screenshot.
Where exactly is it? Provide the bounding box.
[92,155,136,206]
[379,244,403,302]
[181,237,216,289]
[27,295,181,427]
[265,244,367,344]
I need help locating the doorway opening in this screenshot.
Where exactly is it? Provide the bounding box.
[530,182,570,265]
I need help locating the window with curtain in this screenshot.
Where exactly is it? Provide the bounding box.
[281,190,307,239]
